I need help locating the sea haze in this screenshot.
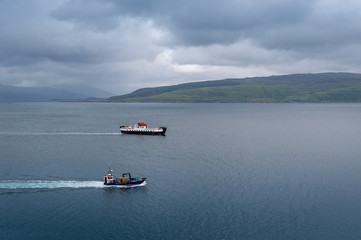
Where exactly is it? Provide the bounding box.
[1,103,361,240]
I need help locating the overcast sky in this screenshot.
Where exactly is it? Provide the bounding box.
[1,0,361,94]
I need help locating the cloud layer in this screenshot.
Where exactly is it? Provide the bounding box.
[1,0,361,93]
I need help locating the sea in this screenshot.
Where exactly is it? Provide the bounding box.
[1,102,361,240]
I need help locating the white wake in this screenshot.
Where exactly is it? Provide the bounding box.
[0,132,122,136]
[0,180,146,189]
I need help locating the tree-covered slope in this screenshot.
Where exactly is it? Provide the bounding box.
[107,73,361,102]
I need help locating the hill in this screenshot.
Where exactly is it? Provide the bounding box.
[0,84,112,102]
[107,73,361,103]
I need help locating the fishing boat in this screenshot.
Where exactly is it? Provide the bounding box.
[104,169,146,186]
[120,120,167,135]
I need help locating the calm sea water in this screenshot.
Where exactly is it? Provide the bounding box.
[1,102,361,240]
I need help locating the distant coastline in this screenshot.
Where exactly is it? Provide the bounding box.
[105,72,361,103]
[3,72,361,103]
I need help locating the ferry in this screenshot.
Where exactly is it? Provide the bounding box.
[104,170,146,186]
[120,120,167,135]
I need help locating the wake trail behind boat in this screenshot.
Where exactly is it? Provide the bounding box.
[0,180,146,189]
[0,132,122,136]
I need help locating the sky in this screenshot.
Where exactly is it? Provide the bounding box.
[1,0,361,94]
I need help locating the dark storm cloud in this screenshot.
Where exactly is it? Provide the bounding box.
[51,0,361,60]
[0,1,96,66]
[52,0,120,32]
[53,0,315,46]
[1,0,361,92]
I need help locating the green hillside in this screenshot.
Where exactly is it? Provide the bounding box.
[107,73,361,102]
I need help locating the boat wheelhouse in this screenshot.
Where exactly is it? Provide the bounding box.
[104,169,146,186]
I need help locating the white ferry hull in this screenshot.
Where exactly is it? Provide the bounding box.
[120,126,167,136]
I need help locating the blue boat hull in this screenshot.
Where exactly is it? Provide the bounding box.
[104,178,146,186]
